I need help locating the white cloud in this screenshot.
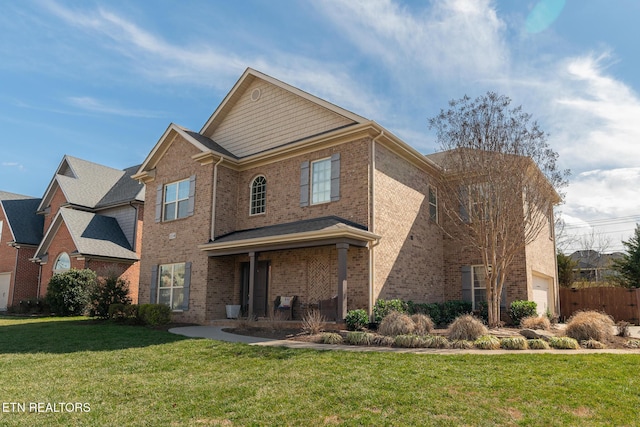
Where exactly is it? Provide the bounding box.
[1,162,25,171]
[67,96,165,118]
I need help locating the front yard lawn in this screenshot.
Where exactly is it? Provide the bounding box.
[0,316,638,426]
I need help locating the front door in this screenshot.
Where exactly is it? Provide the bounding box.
[240,261,270,317]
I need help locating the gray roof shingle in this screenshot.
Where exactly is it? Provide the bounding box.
[55,156,126,208]
[96,164,145,207]
[1,198,43,245]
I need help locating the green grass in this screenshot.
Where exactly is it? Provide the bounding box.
[0,317,639,426]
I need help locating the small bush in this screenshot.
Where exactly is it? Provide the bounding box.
[527,339,550,350]
[450,340,474,349]
[411,314,434,335]
[320,332,343,345]
[509,300,537,326]
[548,336,580,350]
[616,321,630,337]
[46,269,96,316]
[345,309,369,331]
[345,331,374,346]
[394,334,426,348]
[624,339,640,349]
[565,311,614,342]
[448,315,488,341]
[500,337,528,350]
[424,335,450,349]
[378,311,415,336]
[581,339,606,349]
[88,274,131,319]
[138,304,171,326]
[520,316,551,330]
[408,302,442,325]
[373,299,408,322]
[301,309,326,335]
[108,303,138,323]
[474,335,501,350]
[441,300,473,325]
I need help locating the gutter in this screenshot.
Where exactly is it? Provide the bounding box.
[210,156,225,241]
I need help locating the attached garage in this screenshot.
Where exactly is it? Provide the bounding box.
[0,273,10,311]
[532,274,552,316]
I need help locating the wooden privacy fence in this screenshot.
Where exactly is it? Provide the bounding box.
[560,287,640,324]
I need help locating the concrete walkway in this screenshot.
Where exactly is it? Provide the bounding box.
[168,325,640,354]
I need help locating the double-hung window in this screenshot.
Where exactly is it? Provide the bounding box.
[250,176,267,215]
[157,263,185,310]
[311,158,331,204]
[163,179,190,221]
[472,265,487,309]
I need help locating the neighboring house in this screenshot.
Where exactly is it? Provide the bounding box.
[31,156,145,302]
[570,250,623,284]
[0,191,43,310]
[133,68,559,324]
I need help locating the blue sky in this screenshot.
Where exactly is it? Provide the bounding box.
[1,0,639,253]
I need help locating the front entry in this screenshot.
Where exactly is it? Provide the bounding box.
[240,261,269,317]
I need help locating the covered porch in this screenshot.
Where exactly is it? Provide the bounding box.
[199,217,379,321]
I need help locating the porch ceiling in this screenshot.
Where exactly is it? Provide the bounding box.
[198,216,380,256]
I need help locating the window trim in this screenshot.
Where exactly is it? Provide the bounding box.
[471,265,487,310]
[249,175,267,216]
[156,262,186,311]
[163,178,190,222]
[310,157,332,205]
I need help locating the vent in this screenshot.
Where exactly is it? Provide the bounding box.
[250,88,261,102]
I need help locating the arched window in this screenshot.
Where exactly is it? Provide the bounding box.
[250,176,266,215]
[53,252,71,273]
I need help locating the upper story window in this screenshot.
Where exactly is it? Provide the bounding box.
[429,187,438,223]
[250,176,267,215]
[53,252,71,274]
[311,159,332,204]
[156,176,196,223]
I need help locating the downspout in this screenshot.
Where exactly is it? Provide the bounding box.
[369,130,384,318]
[210,156,225,241]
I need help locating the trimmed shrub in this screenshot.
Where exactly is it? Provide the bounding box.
[581,339,606,349]
[321,332,343,345]
[508,300,537,326]
[424,335,450,349]
[450,340,474,349]
[46,269,96,316]
[373,299,408,322]
[378,311,415,336]
[301,309,326,335]
[408,302,442,326]
[441,300,473,325]
[527,339,550,350]
[109,304,139,323]
[87,274,131,318]
[138,304,171,326]
[565,311,614,342]
[394,334,426,348]
[345,331,374,346]
[345,309,369,331]
[411,314,434,335]
[548,336,580,350]
[500,337,528,350]
[520,315,551,330]
[474,335,501,350]
[448,315,488,341]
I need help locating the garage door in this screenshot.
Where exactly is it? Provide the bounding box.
[532,275,550,316]
[0,273,10,311]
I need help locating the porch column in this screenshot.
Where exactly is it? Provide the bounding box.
[337,243,349,321]
[248,251,256,318]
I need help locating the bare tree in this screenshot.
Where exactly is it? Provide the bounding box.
[429,92,569,327]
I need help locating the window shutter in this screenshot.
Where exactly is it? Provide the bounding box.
[155,185,163,223]
[300,161,310,207]
[150,265,158,304]
[187,175,196,217]
[459,186,469,223]
[330,153,340,202]
[182,262,191,311]
[461,265,472,303]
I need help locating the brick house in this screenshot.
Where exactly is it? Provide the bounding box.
[31,156,145,302]
[133,68,559,323]
[0,191,43,310]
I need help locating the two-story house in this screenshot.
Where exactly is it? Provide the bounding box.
[0,191,43,310]
[31,156,145,302]
[133,68,559,324]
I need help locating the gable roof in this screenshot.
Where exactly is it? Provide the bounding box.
[35,208,138,262]
[96,164,145,208]
[0,191,33,201]
[1,198,43,245]
[39,156,142,212]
